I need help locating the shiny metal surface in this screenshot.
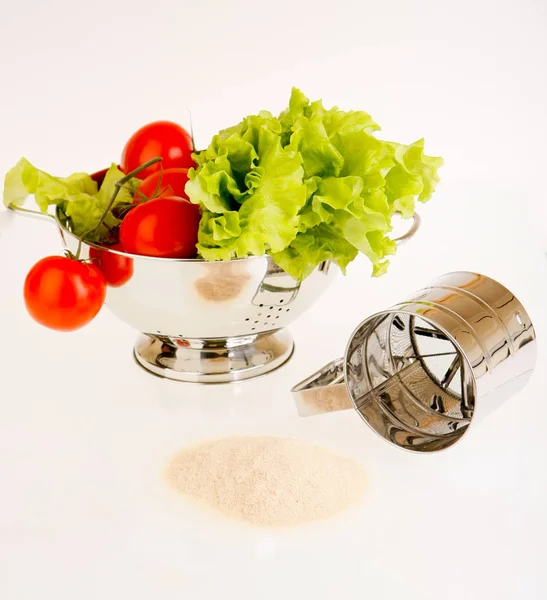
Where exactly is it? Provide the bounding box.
[292,358,353,416]
[10,205,420,383]
[55,210,336,382]
[134,330,294,383]
[292,272,537,452]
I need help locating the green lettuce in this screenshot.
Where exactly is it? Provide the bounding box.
[3,88,442,279]
[3,159,136,241]
[186,114,308,261]
[271,224,359,281]
[187,87,443,279]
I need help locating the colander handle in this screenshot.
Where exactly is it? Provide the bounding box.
[251,256,302,307]
[7,204,57,224]
[393,212,421,246]
[7,204,69,250]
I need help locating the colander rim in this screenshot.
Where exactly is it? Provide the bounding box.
[55,206,268,265]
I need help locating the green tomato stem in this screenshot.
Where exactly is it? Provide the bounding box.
[74,157,162,260]
[152,166,164,199]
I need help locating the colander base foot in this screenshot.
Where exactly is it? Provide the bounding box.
[133,330,294,383]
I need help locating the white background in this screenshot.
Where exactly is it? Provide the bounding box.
[0,1,546,598]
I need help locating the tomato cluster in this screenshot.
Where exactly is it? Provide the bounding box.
[120,121,199,260]
[25,121,198,331]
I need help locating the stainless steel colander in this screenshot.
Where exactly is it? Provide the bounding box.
[15,207,417,383]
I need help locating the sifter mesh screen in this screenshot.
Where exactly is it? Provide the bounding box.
[409,316,463,397]
[348,311,474,449]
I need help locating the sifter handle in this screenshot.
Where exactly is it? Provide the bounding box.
[291,358,354,417]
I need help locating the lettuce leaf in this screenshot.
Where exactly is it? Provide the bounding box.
[271,224,358,281]
[3,157,98,212]
[187,87,443,279]
[3,160,135,241]
[189,113,308,261]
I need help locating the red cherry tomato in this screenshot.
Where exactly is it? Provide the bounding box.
[90,167,109,187]
[137,167,194,202]
[24,256,106,332]
[89,243,134,287]
[119,196,199,259]
[121,121,195,180]
[137,168,200,216]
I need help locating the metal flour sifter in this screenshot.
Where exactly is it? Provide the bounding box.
[292,272,537,452]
